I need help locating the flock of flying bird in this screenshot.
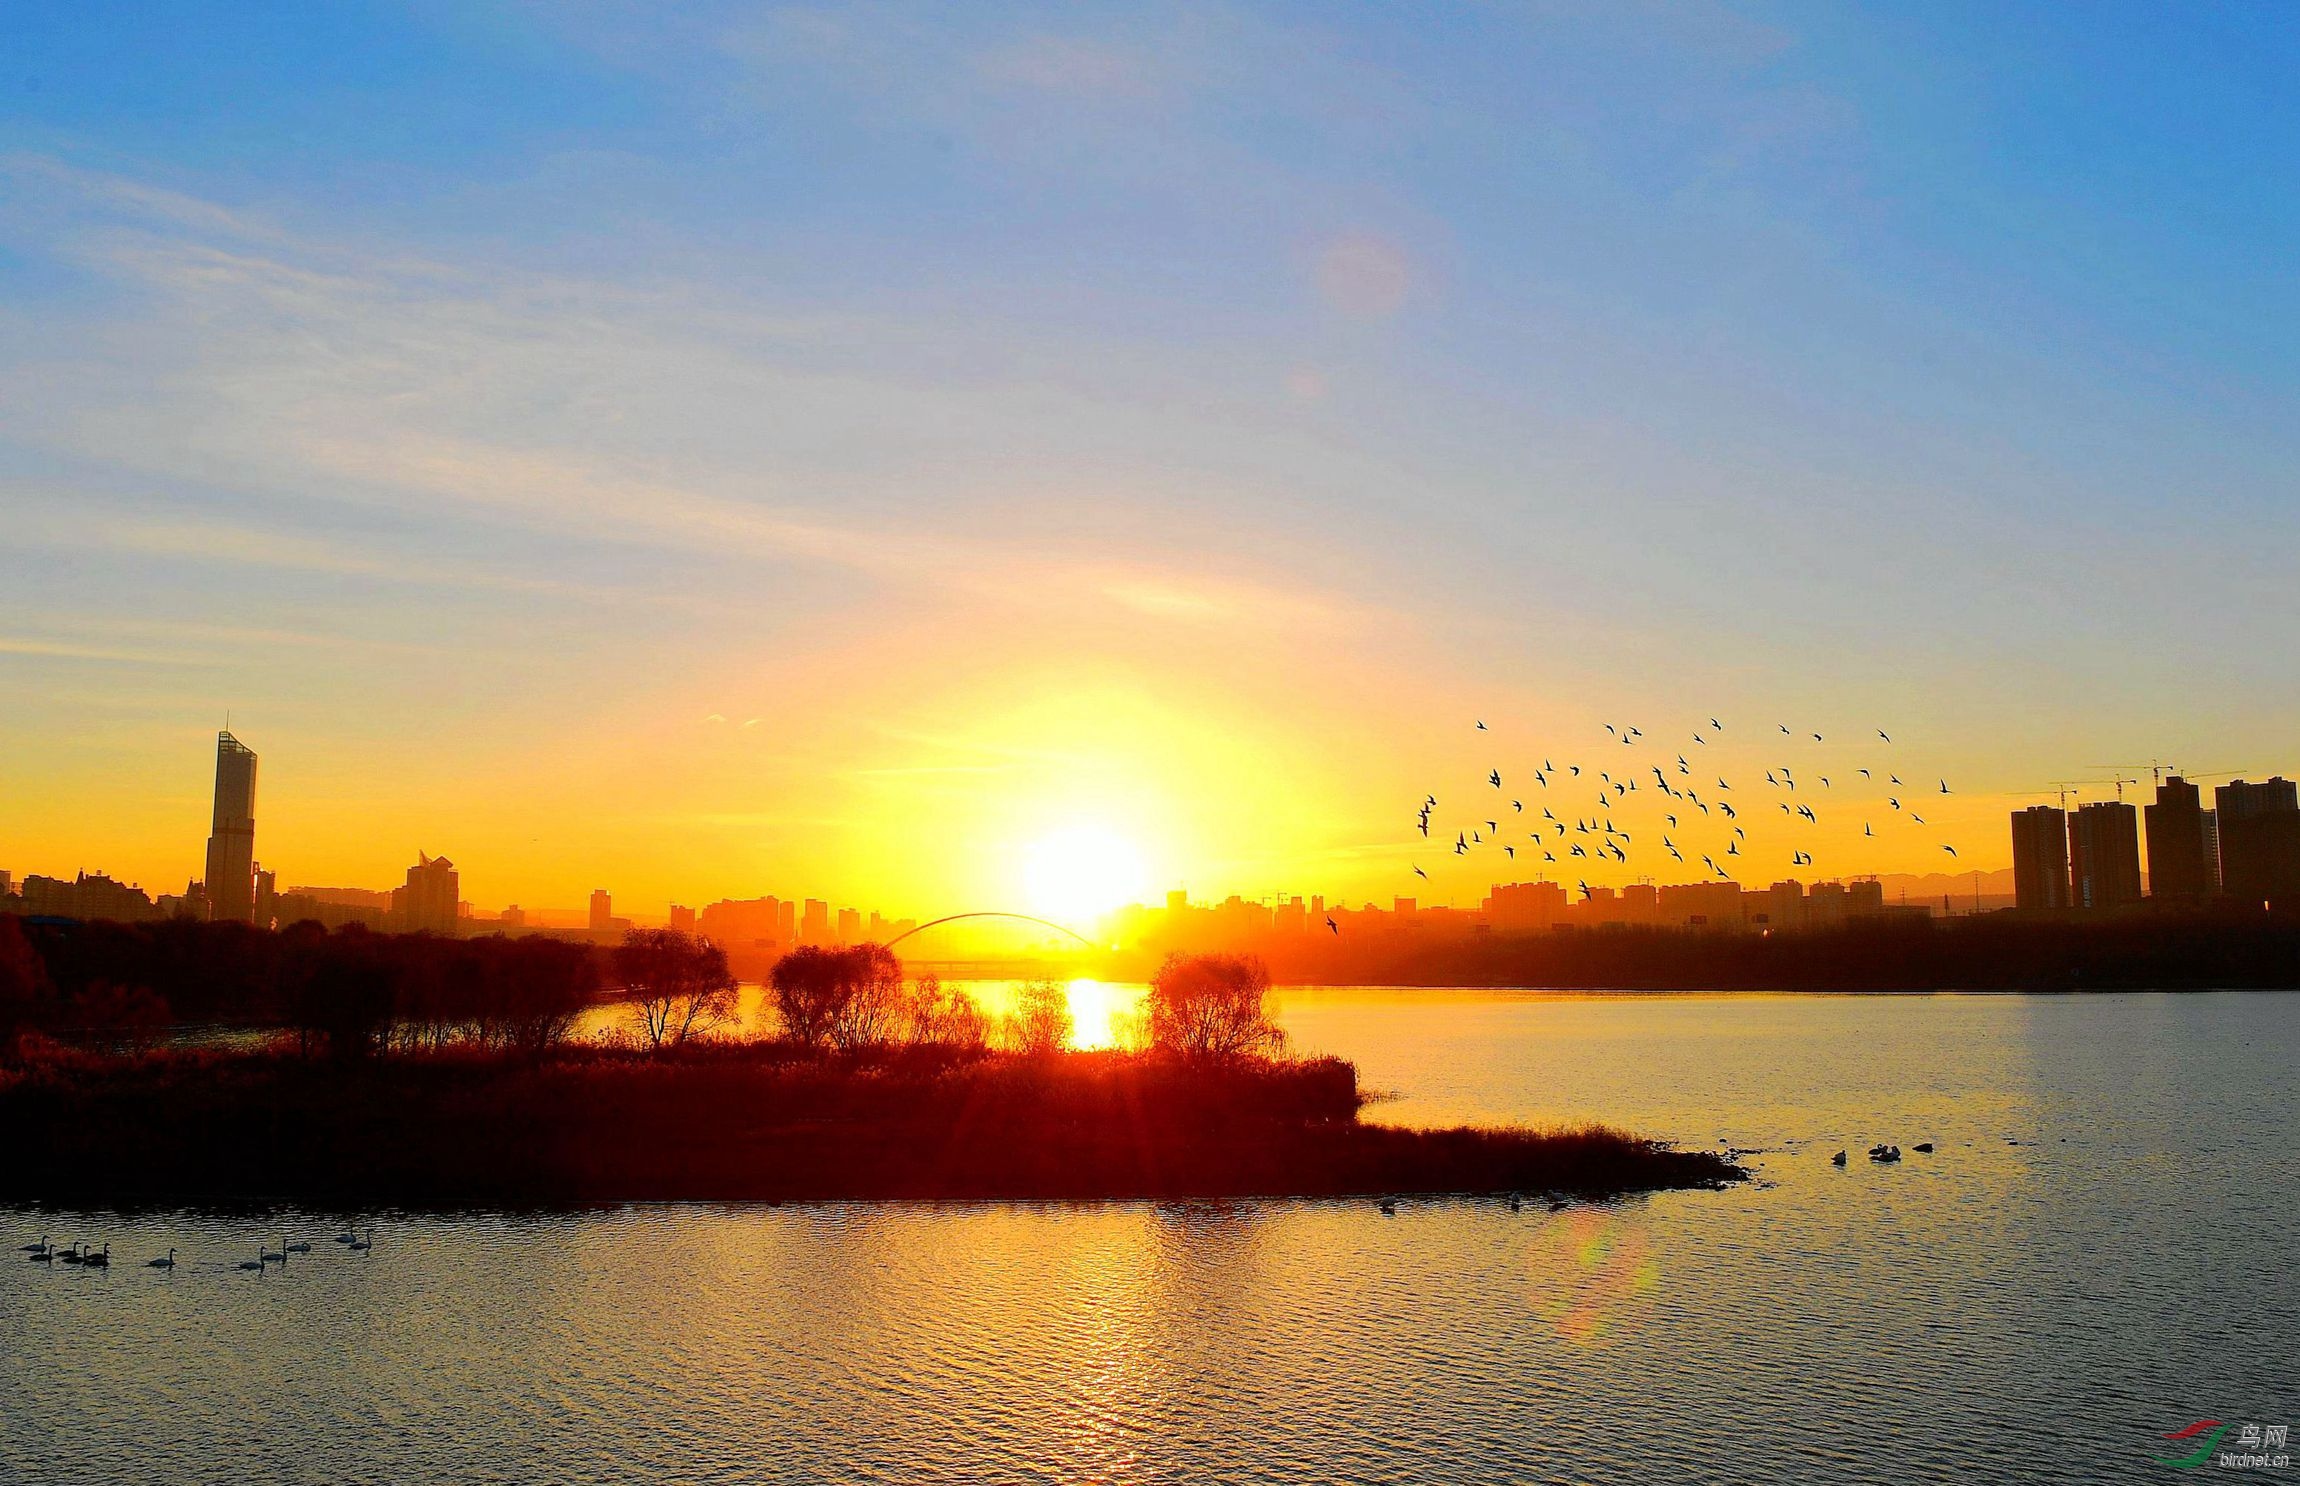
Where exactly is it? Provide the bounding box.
[1404,715,1966,905]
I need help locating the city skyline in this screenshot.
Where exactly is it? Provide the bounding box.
[12,726,2297,943]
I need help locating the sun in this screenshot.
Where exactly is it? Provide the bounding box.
[1021,823,1149,927]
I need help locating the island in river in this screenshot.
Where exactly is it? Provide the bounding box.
[0,1044,1743,1208]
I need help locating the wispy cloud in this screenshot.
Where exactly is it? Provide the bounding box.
[0,637,220,667]
[2,154,1387,644]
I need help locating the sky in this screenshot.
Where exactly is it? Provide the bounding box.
[2,2,2296,922]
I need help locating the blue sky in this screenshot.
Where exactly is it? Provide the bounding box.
[3,2,2296,911]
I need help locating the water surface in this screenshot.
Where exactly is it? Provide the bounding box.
[6,990,2294,1482]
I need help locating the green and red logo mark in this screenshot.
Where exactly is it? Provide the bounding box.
[2157,1421,2231,1469]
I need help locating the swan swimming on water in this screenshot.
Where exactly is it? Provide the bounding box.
[147,1249,176,1269]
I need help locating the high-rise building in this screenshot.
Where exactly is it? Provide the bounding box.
[801,899,830,943]
[394,854,461,935]
[2144,776,2213,899]
[1484,880,1566,929]
[1758,880,1805,932]
[589,889,613,933]
[203,730,258,923]
[2216,778,2300,910]
[777,899,797,942]
[836,906,861,943]
[2010,806,2071,910]
[668,904,697,935]
[701,895,782,946]
[2200,811,2224,893]
[2068,801,2143,910]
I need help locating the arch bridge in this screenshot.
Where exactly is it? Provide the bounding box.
[882,912,1100,953]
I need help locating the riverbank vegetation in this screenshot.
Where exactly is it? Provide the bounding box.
[0,1038,1736,1206]
[0,925,1740,1206]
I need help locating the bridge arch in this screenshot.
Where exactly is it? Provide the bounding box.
[881,912,1099,952]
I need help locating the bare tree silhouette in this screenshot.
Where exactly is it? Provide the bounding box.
[1003,977,1073,1056]
[615,928,737,1051]
[1147,953,1286,1060]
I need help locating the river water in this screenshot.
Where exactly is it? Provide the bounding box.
[5,989,2295,1483]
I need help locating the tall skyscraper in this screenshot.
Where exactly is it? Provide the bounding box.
[589,889,613,933]
[801,899,830,943]
[394,854,461,936]
[2143,776,2212,899]
[2216,777,2300,910]
[2009,806,2071,910]
[203,731,258,923]
[2068,801,2143,910]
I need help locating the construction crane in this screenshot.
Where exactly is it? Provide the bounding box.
[2092,762,2259,790]
[2091,760,2175,788]
[2020,779,2133,809]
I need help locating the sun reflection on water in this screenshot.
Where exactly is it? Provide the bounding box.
[1061,979,1141,1051]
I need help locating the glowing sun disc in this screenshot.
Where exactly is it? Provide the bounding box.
[1022,825,1148,926]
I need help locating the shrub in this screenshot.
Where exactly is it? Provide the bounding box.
[1003,977,1073,1056]
[1146,953,1285,1060]
[902,973,990,1051]
[0,916,55,1054]
[64,982,172,1049]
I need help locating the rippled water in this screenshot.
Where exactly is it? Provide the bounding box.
[6,990,2295,1483]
